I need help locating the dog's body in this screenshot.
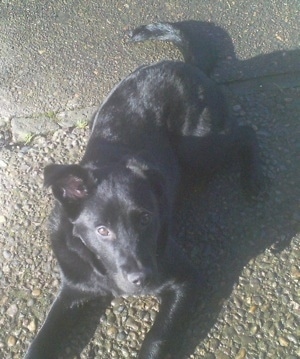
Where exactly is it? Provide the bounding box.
[25,22,263,359]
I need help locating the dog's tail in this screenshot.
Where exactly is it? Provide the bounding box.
[128,21,219,75]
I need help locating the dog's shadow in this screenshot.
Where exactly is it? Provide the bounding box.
[169,20,300,358]
[62,21,299,359]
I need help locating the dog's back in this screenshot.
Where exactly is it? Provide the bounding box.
[88,21,228,163]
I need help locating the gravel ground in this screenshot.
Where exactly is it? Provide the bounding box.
[0,86,299,358]
[0,1,299,358]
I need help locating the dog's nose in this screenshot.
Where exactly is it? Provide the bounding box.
[127,269,151,287]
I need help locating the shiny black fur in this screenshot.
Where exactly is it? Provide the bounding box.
[25,21,263,359]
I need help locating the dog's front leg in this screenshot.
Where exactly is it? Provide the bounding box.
[139,281,198,359]
[24,286,111,359]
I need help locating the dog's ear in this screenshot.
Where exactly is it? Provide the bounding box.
[44,164,95,218]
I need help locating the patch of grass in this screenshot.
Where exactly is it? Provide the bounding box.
[24,133,34,145]
[45,111,57,119]
[76,119,89,129]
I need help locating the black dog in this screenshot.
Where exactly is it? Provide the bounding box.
[25,21,263,359]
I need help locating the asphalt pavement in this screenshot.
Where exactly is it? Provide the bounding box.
[0,1,299,358]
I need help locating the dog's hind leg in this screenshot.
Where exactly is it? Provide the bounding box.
[177,125,265,196]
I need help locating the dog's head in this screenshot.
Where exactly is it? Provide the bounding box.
[44,160,168,295]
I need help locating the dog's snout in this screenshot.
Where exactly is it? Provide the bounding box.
[123,266,153,287]
[126,270,148,287]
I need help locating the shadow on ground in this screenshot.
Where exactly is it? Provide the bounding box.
[168,21,299,359]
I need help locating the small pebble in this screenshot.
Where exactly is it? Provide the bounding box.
[0,215,7,223]
[106,312,116,324]
[128,331,138,341]
[0,160,8,168]
[6,304,18,317]
[291,266,300,279]
[7,336,16,347]
[121,348,130,357]
[235,348,246,359]
[250,324,259,335]
[116,331,126,341]
[111,298,124,307]
[3,250,12,260]
[32,288,41,297]
[106,326,118,337]
[27,319,36,332]
[125,317,139,331]
[286,334,297,344]
[27,299,35,307]
[249,305,257,313]
[278,336,289,347]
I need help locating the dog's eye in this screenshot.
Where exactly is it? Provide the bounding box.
[97,226,110,237]
[140,212,151,226]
